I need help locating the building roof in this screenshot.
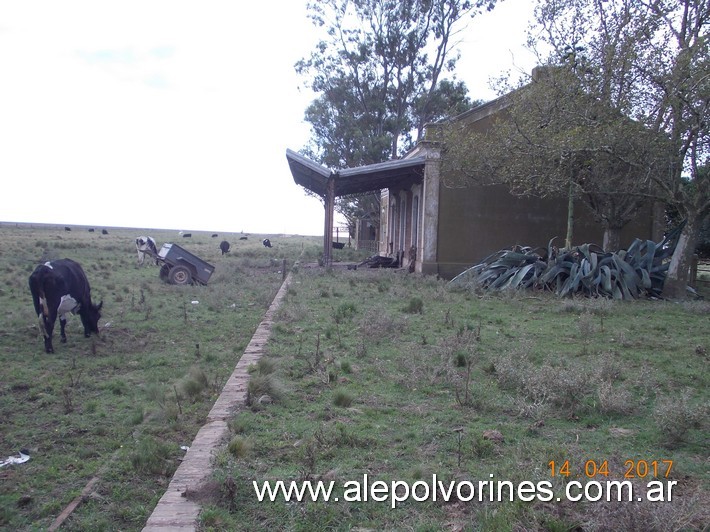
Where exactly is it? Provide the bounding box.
[286,149,426,197]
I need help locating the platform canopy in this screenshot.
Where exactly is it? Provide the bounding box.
[285,149,426,265]
[286,149,425,197]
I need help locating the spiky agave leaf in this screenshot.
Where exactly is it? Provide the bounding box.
[448,223,686,300]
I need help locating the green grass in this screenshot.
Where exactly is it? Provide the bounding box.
[199,267,709,531]
[1,223,707,531]
[0,223,326,531]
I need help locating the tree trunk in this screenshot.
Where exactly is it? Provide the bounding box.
[565,179,574,249]
[662,217,698,299]
[602,227,621,252]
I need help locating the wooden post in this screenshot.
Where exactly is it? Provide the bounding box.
[323,177,335,266]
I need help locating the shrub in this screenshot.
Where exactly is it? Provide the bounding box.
[227,436,253,459]
[333,389,354,407]
[654,390,703,447]
[403,296,423,314]
[334,302,357,323]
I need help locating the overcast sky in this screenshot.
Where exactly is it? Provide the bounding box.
[0,0,537,235]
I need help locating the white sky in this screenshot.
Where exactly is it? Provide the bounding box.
[0,0,537,235]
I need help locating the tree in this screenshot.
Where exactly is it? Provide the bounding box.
[440,63,663,250]
[529,0,709,297]
[296,0,493,234]
[442,0,708,296]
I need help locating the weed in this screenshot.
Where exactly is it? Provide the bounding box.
[334,301,357,323]
[246,373,284,406]
[332,389,354,407]
[181,367,209,401]
[403,296,424,314]
[654,390,704,447]
[130,437,172,476]
[596,380,635,416]
[227,436,253,459]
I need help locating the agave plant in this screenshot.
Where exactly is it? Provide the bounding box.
[449,223,686,300]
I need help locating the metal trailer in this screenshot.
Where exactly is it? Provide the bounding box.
[153,243,215,285]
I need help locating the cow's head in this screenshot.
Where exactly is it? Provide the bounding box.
[86,300,103,334]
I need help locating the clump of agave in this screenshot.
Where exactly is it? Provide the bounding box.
[448,224,685,300]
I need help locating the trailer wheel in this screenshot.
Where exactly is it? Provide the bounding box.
[169,265,192,285]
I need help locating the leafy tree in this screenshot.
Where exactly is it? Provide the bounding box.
[440,62,665,251]
[529,0,709,297]
[443,0,708,297]
[296,0,493,235]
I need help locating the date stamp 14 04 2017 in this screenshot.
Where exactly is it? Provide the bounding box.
[548,459,674,479]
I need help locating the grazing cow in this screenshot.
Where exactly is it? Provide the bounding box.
[239,236,248,241]
[182,233,192,238]
[29,259,103,353]
[102,229,109,235]
[212,233,219,238]
[88,228,95,233]
[64,226,71,232]
[219,240,230,255]
[262,238,272,248]
[136,236,159,265]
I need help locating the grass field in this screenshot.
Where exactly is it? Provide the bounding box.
[0,223,707,531]
[0,223,344,530]
[196,262,709,530]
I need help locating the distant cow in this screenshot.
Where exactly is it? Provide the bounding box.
[182,233,192,238]
[262,238,272,248]
[136,236,159,265]
[29,259,103,353]
[239,236,248,240]
[102,229,109,235]
[219,240,230,255]
[64,226,71,232]
[212,233,219,238]
[88,228,95,233]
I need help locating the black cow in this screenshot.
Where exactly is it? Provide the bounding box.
[182,233,192,238]
[136,236,159,265]
[219,240,230,255]
[211,233,219,238]
[29,259,103,353]
[262,238,272,248]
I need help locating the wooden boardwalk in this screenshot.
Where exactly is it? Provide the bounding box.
[142,273,292,531]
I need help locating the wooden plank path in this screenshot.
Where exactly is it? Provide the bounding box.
[142,272,292,531]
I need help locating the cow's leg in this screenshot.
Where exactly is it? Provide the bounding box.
[59,315,68,343]
[40,314,55,354]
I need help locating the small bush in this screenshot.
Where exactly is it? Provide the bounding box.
[654,390,703,447]
[181,367,209,400]
[334,302,357,323]
[130,437,172,475]
[333,389,354,407]
[227,436,253,459]
[247,373,284,405]
[596,380,635,416]
[403,297,423,314]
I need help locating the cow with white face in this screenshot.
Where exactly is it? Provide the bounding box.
[136,236,159,265]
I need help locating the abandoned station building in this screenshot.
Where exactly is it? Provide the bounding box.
[286,80,663,280]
